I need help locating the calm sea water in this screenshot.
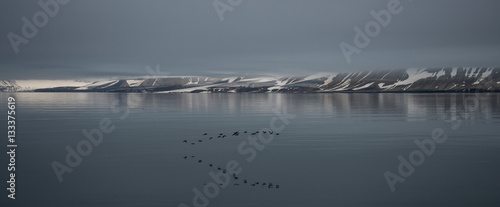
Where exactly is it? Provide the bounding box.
[1,93,500,207]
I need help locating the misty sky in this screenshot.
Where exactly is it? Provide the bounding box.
[1,0,500,79]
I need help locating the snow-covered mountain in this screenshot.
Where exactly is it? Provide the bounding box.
[1,68,499,93]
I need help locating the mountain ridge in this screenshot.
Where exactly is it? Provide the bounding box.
[1,67,499,93]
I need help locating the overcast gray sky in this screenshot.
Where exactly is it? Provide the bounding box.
[1,0,500,79]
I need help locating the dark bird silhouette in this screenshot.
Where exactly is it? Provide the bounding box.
[217,167,221,170]
[232,131,239,136]
[198,160,202,163]
[251,133,256,135]
[209,164,213,167]
[244,179,247,184]
[191,155,195,158]
[263,131,267,134]
[269,131,273,134]
[183,156,187,159]
[183,140,187,143]
[209,137,213,140]
[191,143,195,145]
[268,183,273,189]
[244,131,247,133]
[198,140,202,142]
[276,133,280,135]
[222,135,226,138]
[203,133,207,135]
[276,185,279,189]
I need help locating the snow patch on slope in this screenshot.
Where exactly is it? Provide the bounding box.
[435,69,446,79]
[320,73,338,87]
[126,80,144,87]
[331,79,351,91]
[378,68,433,90]
[473,68,494,85]
[450,67,458,77]
[268,78,291,92]
[239,77,276,83]
[353,82,374,90]
[159,85,211,93]
[301,73,335,82]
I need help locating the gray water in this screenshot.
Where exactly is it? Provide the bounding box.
[1,93,500,207]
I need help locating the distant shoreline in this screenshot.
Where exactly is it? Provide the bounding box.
[2,68,499,93]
